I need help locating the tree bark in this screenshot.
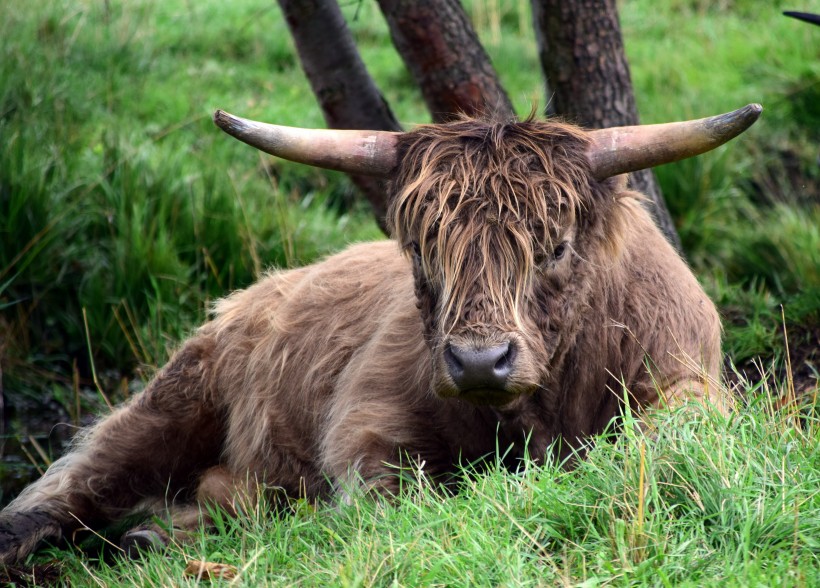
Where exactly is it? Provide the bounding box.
[376,0,514,122]
[530,0,682,251]
[276,0,402,230]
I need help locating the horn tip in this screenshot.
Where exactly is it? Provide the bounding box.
[213,109,227,126]
[708,103,763,139]
[213,109,249,135]
[738,103,763,126]
[742,103,763,130]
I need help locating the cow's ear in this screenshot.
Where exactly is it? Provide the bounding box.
[384,134,417,238]
[604,174,629,193]
[588,172,630,210]
[573,171,629,244]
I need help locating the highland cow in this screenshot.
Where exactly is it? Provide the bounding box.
[0,104,761,563]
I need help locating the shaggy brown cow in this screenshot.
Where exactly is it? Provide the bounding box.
[0,104,761,564]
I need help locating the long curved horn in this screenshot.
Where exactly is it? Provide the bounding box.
[587,103,762,180]
[213,110,400,177]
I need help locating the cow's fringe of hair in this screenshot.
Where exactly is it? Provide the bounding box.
[387,116,597,332]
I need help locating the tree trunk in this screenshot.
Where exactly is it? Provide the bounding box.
[276,0,402,231]
[530,0,682,251]
[376,0,514,122]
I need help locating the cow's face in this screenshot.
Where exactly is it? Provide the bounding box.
[389,119,616,406]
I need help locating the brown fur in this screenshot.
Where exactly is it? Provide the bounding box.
[0,117,725,564]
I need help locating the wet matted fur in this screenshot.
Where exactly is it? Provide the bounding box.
[0,117,725,564]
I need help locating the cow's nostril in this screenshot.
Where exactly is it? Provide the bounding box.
[443,344,464,378]
[445,341,514,391]
[493,343,515,378]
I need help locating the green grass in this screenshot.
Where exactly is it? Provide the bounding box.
[0,0,383,391]
[44,393,820,586]
[0,0,818,584]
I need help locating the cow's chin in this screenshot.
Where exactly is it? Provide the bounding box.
[457,387,522,407]
[433,381,534,407]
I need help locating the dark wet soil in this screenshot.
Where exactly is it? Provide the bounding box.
[726,324,820,402]
[1,387,101,507]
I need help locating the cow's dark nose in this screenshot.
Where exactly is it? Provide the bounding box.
[444,341,515,391]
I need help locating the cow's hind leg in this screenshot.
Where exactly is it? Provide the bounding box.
[0,338,223,564]
[120,465,258,558]
[119,505,204,558]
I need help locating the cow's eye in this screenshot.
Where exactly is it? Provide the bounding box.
[553,241,568,261]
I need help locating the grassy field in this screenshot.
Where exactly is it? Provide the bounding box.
[0,0,818,584]
[42,398,820,586]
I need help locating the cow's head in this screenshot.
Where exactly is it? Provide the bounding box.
[387,118,608,405]
[214,104,761,406]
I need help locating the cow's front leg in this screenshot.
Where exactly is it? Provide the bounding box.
[663,377,731,414]
[319,401,449,506]
[327,430,406,504]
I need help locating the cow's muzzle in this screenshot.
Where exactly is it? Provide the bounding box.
[443,341,517,404]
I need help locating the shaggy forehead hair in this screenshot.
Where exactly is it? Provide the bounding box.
[387,117,597,332]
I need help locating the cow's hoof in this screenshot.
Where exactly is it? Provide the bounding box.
[120,529,165,559]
